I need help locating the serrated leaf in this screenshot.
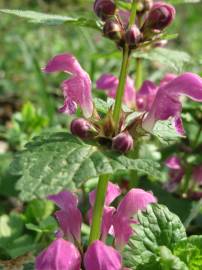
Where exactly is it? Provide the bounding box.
[0,9,101,30]
[133,48,191,73]
[152,120,183,144]
[10,132,161,201]
[123,204,186,269]
[158,246,188,270]
[174,235,202,270]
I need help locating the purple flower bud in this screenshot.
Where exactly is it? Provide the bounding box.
[112,132,134,153]
[103,19,123,41]
[70,118,92,139]
[144,2,175,31]
[94,0,116,21]
[125,25,142,48]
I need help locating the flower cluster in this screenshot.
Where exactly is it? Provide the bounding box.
[164,156,202,200]
[43,1,202,155]
[43,52,202,154]
[36,182,156,269]
[94,0,175,48]
[97,72,202,137]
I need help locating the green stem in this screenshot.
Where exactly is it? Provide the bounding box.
[192,124,202,149]
[88,175,109,244]
[128,0,137,28]
[113,46,130,130]
[112,0,137,130]
[135,58,143,89]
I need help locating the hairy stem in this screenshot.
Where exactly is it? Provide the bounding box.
[113,0,137,130]
[88,175,109,244]
[113,45,130,130]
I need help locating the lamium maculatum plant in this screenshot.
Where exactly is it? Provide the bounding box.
[1,0,202,269]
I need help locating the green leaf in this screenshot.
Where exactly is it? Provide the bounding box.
[123,204,187,269]
[158,246,188,270]
[174,235,202,270]
[25,199,54,223]
[152,120,183,145]
[10,132,161,201]
[0,9,101,30]
[0,213,35,259]
[93,97,109,114]
[133,48,191,73]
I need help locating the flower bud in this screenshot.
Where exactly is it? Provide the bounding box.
[94,0,116,21]
[70,118,92,139]
[143,2,175,31]
[112,132,134,153]
[103,19,123,41]
[125,25,142,48]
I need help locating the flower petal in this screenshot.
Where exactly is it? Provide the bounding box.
[55,209,82,243]
[96,74,136,108]
[164,156,184,192]
[35,238,81,270]
[62,75,93,118]
[58,98,77,115]
[136,80,157,111]
[165,156,182,170]
[84,240,122,270]
[48,190,78,210]
[43,53,83,74]
[89,181,121,206]
[142,73,202,132]
[48,191,82,242]
[173,115,185,136]
[116,188,157,217]
[159,73,177,87]
[43,53,93,118]
[113,189,156,248]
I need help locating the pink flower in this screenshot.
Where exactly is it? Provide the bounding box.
[96,74,158,111]
[96,73,177,112]
[48,191,82,243]
[112,188,157,249]
[35,238,81,270]
[96,74,136,108]
[37,186,155,269]
[40,189,124,270]
[142,73,202,134]
[89,182,156,249]
[43,53,93,118]
[84,240,122,270]
[164,156,184,192]
[136,80,158,111]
